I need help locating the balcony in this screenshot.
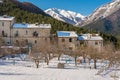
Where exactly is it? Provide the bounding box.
[33,31,38,37]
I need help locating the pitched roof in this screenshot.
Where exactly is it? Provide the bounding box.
[57,31,78,37]
[78,34,103,41]
[0,15,14,21]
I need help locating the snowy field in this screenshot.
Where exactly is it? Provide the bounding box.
[0,54,119,80]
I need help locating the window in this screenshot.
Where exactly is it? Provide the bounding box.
[69,38,72,42]
[62,38,65,42]
[2,30,4,36]
[26,30,28,35]
[2,22,4,27]
[80,41,84,45]
[95,41,98,45]
[35,40,37,44]
[15,30,18,37]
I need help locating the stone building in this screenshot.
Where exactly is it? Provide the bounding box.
[78,33,103,49]
[0,15,51,46]
[12,23,51,46]
[0,15,15,44]
[57,31,79,51]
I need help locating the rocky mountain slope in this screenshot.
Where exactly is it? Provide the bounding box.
[45,8,85,25]
[82,0,120,35]
[81,0,120,26]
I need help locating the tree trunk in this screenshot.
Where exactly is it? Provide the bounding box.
[46,57,49,65]
[58,54,61,61]
[35,60,39,68]
[75,56,77,66]
[36,63,39,68]
[48,53,51,60]
[83,56,86,63]
[44,55,49,65]
[94,59,97,69]
[88,58,91,65]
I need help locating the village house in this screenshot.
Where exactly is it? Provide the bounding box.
[12,23,51,46]
[0,15,15,44]
[0,15,51,46]
[56,31,79,51]
[77,33,103,49]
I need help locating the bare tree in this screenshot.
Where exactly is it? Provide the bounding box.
[30,44,43,68]
[67,46,83,66]
[52,45,65,61]
[29,41,54,68]
[86,45,102,69]
[102,43,116,68]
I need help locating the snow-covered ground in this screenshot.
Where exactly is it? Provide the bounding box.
[0,54,118,80]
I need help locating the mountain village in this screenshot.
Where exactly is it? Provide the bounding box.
[0,15,119,80]
[1,0,120,80]
[0,15,103,55]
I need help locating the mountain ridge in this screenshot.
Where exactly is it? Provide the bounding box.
[45,8,85,26]
[81,0,120,35]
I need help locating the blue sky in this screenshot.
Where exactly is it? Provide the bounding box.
[19,0,112,16]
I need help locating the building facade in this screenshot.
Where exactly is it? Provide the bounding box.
[0,15,51,46]
[78,33,103,49]
[12,23,51,46]
[0,15,15,44]
[0,15,103,51]
[57,31,79,51]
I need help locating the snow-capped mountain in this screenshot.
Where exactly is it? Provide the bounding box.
[45,8,85,26]
[81,0,120,26]
[83,0,120,35]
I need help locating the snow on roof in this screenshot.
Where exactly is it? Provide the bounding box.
[13,23,51,29]
[28,24,51,28]
[0,15,14,21]
[78,35,88,40]
[57,31,78,37]
[89,36,103,40]
[13,23,28,28]
[78,34,103,41]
